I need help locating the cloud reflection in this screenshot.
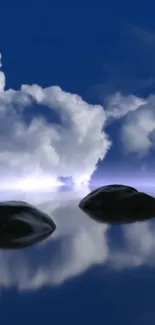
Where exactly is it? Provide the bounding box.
[0,186,154,291]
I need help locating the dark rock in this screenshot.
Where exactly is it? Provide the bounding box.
[0,201,56,249]
[78,184,155,224]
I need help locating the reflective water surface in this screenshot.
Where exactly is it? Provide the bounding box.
[0,185,155,324]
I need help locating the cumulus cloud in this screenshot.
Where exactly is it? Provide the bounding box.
[106,92,146,120]
[0,63,111,187]
[120,99,155,156]
[104,92,155,157]
[0,53,5,92]
[0,52,111,290]
[0,53,2,68]
[0,52,155,292]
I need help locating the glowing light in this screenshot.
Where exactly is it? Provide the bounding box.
[0,174,64,192]
[0,172,92,194]
[74,174,91,187]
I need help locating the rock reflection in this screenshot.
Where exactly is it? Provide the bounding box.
[0,201,56,249]
[0,186,154,291]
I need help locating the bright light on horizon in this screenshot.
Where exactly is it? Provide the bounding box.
[0,171,155,196]
[0,171,92,193]
[0,174,64,192]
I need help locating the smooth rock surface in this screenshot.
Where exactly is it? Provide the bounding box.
[78,184,155,224]
[0,201,56,248]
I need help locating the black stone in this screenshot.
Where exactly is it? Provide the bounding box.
[0,201,56,249]
[78,184,155,224]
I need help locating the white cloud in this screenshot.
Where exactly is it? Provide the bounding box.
[0,54,5,92]
[0,72,5,92]
[0,53,155,292]
[120,101,155,156]
[0,53,2,68]
[0,53,111,290]
[0,60,111,186]
[105,92,155,156]
[106,92,146,120]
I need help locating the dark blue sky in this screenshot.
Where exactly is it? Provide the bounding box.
[1,1,155,177]
[0,1,155,324]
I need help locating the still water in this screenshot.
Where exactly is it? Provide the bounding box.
[0,185,155,325]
